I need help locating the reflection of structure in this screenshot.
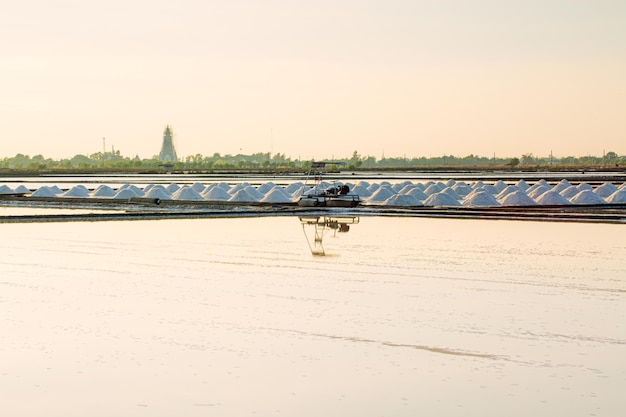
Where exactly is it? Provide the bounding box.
[299,216,359,256]
[158,125,178,162]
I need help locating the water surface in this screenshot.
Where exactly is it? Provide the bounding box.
[1,217,624,416]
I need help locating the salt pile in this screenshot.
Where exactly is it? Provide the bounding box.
[113,188,140,199]
[594,183,617,198]
[351,184,372,197]
[367,186,396,203]
[145,187,172,200]
[405,187,428,201]
[14,185,30,194]
[382,194,422,206]
[442,187,462,201]
[495,185,520,200]
[569,189,605,205]
[202,186,230,201]
[577,183,593,192]
[260,187,293,203]
[606,189,626,203]
[291,185,313,197]
[31,186,59,197]
[285,182,304,195]
[534,190,571,205]
[515,180,530,191]
[172,186,204,201]
[92,185,116,197]
[527,185,551,199]
[119,184,144,196]
[452,182,472,196]
[228,188,259,202]
[423,192,462,207]
[493,180,508,193]
[560,186,580,199]
[257,182,276,194]
[0,185,13,194]
[241,185,264,200]
[166,183,180,193]
[499,190,537,206]
[62,185,90,197]
[552,179,572,194]
[462,190,500,207]
[423,183,444,195]
[191,182,205,193]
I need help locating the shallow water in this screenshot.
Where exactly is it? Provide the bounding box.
[1,217,624,416]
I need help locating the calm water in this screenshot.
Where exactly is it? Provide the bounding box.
[1,216,624,416]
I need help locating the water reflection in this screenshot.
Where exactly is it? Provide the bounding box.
[299,216,359,256]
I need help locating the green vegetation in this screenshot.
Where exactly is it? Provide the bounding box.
[0,150,624,174]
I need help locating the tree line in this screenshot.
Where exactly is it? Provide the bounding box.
[0,150,623,172]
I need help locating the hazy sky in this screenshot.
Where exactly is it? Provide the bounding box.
[2,0,625,160]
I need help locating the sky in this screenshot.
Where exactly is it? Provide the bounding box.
[1,0,625,160]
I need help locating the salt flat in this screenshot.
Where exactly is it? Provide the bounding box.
[1,216,624,416]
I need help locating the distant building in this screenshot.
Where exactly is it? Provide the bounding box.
[158,125,178,162]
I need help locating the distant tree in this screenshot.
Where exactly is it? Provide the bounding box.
[508,157,520,168]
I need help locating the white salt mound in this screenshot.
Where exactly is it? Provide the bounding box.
[291,185,313,197]
[257,182,276,194]
[423,192,462,207]
[119,184,144,196]
[442,187,462,200]
[190,182,205,192]
[515,180,530,191]
[569,189,605,205]
[285,182,304,194]
[559,186,580,199]
[15,185,30,193]
[594,183,617,198]
[261,187,293,203]
[92,185,116,197]
[462,190,500,207]
[382,194,422,206]
[166,183,180,192]
[202,186,230,201]
[534,190,571,205]
[31,186,58,197]
[242,185,264,200]
[495,185,520,200]
[451,183,472,196]
[351,184,372,197]
[406,187,428,201]
[367,186,396,203]
[0,185,13,194]
[113,188,139,199]
[423,183,444,195]
[62,186,90,197]
[145,187,172,200]
[576,183,593,192]
[228,183,251,194]
[527,185,551,199]
[172,186,204,201]
[552,180,572,193]
[228,189,259,202]
[499,190,537,206]
[606,189,626,203]
[493,180,508,192]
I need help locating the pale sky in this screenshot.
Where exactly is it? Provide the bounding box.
[2,0,625,160]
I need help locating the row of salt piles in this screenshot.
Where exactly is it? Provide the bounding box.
[9,179,626,206]
[28,182,313,203]
[358,179,626,207]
